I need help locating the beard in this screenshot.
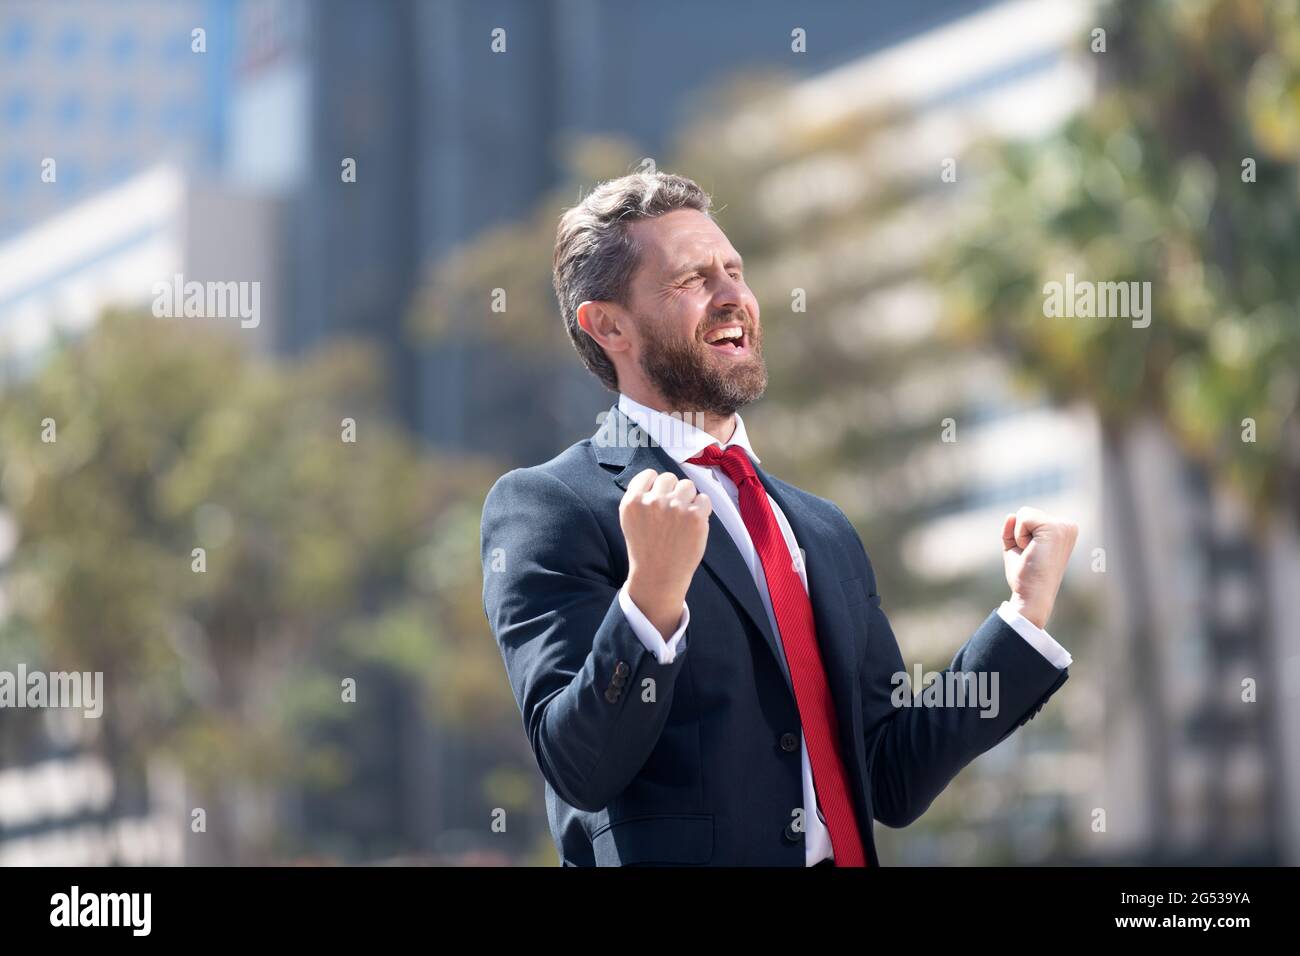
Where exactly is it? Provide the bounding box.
[636,308,768,418]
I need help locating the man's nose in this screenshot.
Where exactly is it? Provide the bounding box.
[712,273,747,312]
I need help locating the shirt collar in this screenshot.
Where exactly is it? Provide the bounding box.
[617,393,761,467]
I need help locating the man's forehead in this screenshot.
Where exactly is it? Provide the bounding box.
[633,211,738,267]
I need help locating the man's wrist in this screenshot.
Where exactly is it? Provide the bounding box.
[1007,593,1047,630]
[627,574,688,640]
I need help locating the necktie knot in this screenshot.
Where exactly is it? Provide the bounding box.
[687,443,757,486]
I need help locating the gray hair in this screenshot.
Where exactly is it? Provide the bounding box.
[552,171,713,391]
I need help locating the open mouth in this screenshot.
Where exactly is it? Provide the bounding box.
[703,324,748,355]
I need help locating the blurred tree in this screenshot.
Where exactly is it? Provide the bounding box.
[938,0,1300,859]
[0,311,517,863]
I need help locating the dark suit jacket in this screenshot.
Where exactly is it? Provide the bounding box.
[480,403,1069,865]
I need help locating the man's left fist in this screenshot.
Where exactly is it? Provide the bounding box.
[1000,507,1079,630]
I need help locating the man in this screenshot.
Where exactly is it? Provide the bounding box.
[480,171,1078,866]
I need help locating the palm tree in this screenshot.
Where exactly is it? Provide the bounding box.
[938,0,1300,861]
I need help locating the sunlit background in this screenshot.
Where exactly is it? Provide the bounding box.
[1,0,1297,866]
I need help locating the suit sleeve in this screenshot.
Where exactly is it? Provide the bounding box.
[481,466,691,812]
[837,514,1070,829]
[997,602,1073,668]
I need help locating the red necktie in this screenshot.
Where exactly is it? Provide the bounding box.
[687,443,867,867]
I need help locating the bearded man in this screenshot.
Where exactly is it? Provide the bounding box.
[480,171,1078,867]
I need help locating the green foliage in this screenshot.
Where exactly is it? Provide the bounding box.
[0,311,506,815]
[938,0,1300,519]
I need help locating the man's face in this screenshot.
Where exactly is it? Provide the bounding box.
[621,208,766,417]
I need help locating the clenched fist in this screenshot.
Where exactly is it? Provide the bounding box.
[621,469,712,639]
[1001,506,1079,630]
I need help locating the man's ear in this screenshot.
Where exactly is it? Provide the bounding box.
[576,300,630,355]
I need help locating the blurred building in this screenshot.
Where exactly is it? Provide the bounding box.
[0,0,234,241]
[224,0,1005,461]
[0,719,186,866]
[1095,421,1294,863]
[0,163,286,379]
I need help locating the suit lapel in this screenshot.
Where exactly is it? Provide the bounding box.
[593,405,793,695]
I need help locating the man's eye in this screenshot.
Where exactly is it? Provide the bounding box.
[728,270,742,280]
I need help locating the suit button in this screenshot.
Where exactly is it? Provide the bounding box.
[780,733,799,753]
[604,687,620,703]
[614,661,630,678]
[783,821,803,843]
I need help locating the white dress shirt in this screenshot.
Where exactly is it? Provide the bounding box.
[613,392,1072,865]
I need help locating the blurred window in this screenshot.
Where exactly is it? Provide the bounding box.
[4,157,27,196]
[56,24,86,61]
[162,32,190,64]
[108,29,137,65]
[160,98,191,132]
[108,94,137,133]
[56,92,85,129]
[61,160,83,195]
[3,18,34,60]
[3,90,32,129]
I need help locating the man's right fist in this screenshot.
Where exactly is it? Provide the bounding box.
[620,469,712,639]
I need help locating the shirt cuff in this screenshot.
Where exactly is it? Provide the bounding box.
[618,583,690,665]
[997,601,1073,669]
